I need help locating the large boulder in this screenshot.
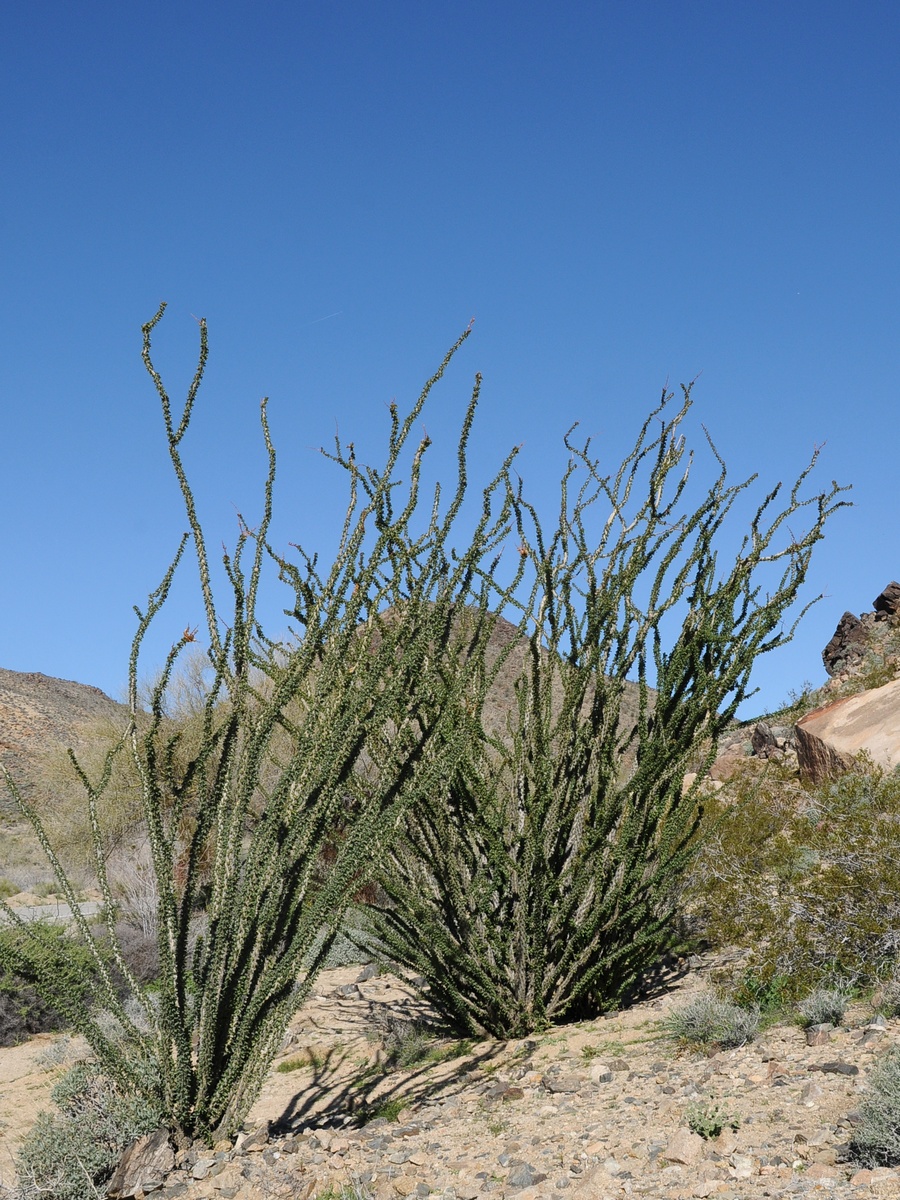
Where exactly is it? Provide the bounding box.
[795,678,900,783]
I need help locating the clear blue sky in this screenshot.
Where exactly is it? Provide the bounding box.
[1,1,897,716]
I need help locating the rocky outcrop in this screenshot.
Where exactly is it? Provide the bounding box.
[821,582,900,683]
[795,677,900,784]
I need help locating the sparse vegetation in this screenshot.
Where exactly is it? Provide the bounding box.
[365,1097,407,1123]
[276,1046,326,1073]
[686,764,900,999]
[663,993,760,1050]
[14,1062,162,1200]
[851,1046,900,1167]
[686,1098,740,1140]
[0,923,105,1048]
[797,985,851,1028]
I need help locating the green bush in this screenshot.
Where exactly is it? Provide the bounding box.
[0,923,102,1048]
[851,1046,900,1167]
[663,993,760,1049]
[686,765,900,999]
[729,969,792,1019]
[363,391,846,1037]
[15,1062,162,1200]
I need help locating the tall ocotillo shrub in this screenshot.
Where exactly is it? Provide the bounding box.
[0,306,516,1145]
[365,388,849,1037]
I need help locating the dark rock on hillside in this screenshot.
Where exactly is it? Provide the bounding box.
[821,582,900,679]
[873,580,900,617]
[822,612,868,677]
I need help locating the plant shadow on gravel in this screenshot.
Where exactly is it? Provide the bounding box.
[268,1038,498,1134]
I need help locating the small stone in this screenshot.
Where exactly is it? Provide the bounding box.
[108,1131,175,1200]
[729,1154,756,1179]
[859,1028,886,1046]
[804,1162,839,1182]
[357,963,379,982]
[666,1128,704,1166]
[391,1178,418,1196]
[589,1062,613,1084]
[806,1025,832,1047]
[800,1081,824,1104]
[713,1130,738,1156]
[809,1060,859,1076]
[542,1073,585,1093]
[453,1187,482,1200]
[333,983,363,999]
[691,1182,717,1198]
[506,1161,546,1189]
[234,1125,269,1153]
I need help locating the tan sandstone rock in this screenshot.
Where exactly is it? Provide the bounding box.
[795,677,900,782]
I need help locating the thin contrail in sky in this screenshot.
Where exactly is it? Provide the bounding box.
[303,310,343,326]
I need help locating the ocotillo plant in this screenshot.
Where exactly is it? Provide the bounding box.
[0,305,517,1145]
[365,387,850,1037]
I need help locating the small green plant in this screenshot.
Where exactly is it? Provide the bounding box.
[850,1046,900,1166]
[581,1044,603,1060]
[366,1097,407,1122]
[730,970,791,1019]
[34,1036,74,1071]
[797,986,850,1028]
[0,878,17,900]
[276,1047,326,1073]
[314,1182,374,1200]
[15,1062,162,1200]
[422,1037,474,1064]
[0,922,107,1048]
[686,1099,740,1140]
[664,994,759,1050]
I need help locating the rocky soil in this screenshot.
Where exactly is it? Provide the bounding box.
[3,957,900,1200]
